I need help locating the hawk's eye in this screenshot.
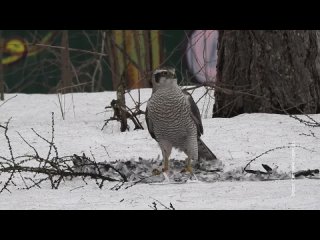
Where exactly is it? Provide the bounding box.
[162,71,168,76]
[154,73,161,83]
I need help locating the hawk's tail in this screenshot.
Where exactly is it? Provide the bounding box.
[197,138,217,161]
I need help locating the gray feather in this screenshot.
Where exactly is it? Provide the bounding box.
[197,138,217,161]
[145,107,156,140]
[182,90,203,136]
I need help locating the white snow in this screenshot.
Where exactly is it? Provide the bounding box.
[0,88,319,209]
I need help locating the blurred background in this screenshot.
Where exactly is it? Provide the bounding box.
[0,30,218,94]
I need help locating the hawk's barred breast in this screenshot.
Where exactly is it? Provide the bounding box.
[147,87,197,148]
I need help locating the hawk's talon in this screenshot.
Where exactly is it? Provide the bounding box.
[152,169,162,175]
[152,164,169,176]
[181,166,193,174]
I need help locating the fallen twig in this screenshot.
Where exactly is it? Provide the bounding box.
[0,95,18,108]
[243,145,315,173]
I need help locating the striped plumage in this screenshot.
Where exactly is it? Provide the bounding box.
[146,67,218,173]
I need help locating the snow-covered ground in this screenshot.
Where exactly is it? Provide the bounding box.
[0,88,319,209]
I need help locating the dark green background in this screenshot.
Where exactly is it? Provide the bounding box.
[2,30,188,93]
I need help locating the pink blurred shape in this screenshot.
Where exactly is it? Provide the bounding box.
[186,30,218,83]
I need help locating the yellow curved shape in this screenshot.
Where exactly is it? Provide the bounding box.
[1,31,55,65]
[2,55,23,65]
[5,39,26,54]
[1,39,26,64]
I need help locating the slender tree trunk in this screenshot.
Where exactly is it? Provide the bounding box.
[60,30,73,94]
[143,30,152,87]
[0,30,4,101]
[105,31,128,131]
[105,30,121,90]
[213,30,320,117]
[117,73,128,132]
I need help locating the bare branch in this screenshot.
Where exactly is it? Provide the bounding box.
[29,43,108,57]
[243,145,316,172]
[0,95,17,108]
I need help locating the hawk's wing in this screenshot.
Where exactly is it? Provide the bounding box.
[183,89,203,136]
[145,105,157,140]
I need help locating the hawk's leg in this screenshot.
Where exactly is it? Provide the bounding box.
[152,144,172,175]
[160,144,172,172]
[151,156,169,175]
[163,156,169,172]
[181,157,193,173]
[181,157,199,182]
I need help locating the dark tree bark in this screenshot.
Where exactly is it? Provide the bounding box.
[60,30,73,94]
[105,30,121,90]
[213,30,320,117]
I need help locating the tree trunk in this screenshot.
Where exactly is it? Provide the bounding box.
[105,30,159,90]
[213,30,320,118]
[105,30,121,90]
[60,30,73,94]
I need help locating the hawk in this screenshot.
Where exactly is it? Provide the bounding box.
[146,67,219,175]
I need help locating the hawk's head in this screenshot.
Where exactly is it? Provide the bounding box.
[151,67,178,92]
